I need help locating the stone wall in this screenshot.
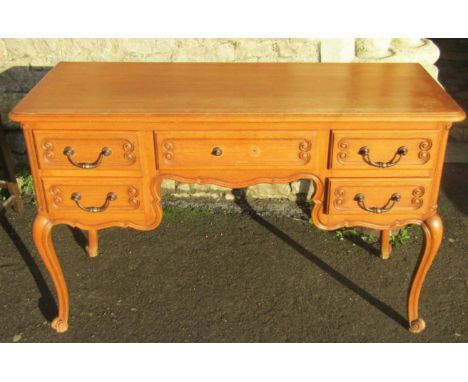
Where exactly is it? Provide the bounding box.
[0,38,442,200]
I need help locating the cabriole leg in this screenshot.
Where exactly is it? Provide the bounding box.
[32,214,69,333]
[408,213,443,334]
[87,229,99,258]
[380,229,392,260]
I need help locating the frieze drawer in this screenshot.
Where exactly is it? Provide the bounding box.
[34,131,142,172]
[156,131,317,169]
[330,130,440,170]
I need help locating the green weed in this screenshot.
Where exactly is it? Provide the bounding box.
[0,168,35,203]
[390,226,416,246]
[335,225,417,246]
[17,170,35,196]
[163,206,208,220]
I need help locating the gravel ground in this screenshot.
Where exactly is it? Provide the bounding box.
[0,163,467,342]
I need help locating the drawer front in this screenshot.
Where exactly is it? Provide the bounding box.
[42,177,148,222]
[34,131,142,172]
[156,131,317,169]
[327,178,433,215]
[330,130,440,170]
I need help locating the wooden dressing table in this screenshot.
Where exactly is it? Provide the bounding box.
[9,62,465,334]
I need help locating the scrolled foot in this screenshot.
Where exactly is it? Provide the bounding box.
[51,317,69,333]
[33,215,69,333]
[409,318,426,334]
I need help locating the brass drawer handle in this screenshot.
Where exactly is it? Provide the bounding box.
[63,146,112,169]
[71,192,117,213]
[211,147,223,156]
[354,192,401,214]
[358,146,408,168]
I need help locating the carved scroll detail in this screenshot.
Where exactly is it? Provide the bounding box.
[411,186,425,209]
[128,187,140,209]
[333,187,346,209]
[122,141,137,164]
[50,186,62,208]
[42,141,55,161]
[298,139,311,164]
[336,140,349,163]
[162,141,174,162]
[418,139,432,163]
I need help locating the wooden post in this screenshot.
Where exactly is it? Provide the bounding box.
[0,116,23,213]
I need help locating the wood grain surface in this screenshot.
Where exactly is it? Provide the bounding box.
[9,62,465,122]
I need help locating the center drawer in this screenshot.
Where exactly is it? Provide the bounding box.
[156,131,317,169]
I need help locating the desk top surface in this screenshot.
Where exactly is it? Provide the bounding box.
[10,62,465,123]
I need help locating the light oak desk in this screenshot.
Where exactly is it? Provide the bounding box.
[10,62,465,334]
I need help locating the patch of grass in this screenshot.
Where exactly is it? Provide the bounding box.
[163,205,209,220]
[335,225,418,246]
[335,227,359,241]
[335,227,379,243]
[361,232,379,244]
[390,226,417,247]
[17,169,35,196]
[0,168,35,203]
